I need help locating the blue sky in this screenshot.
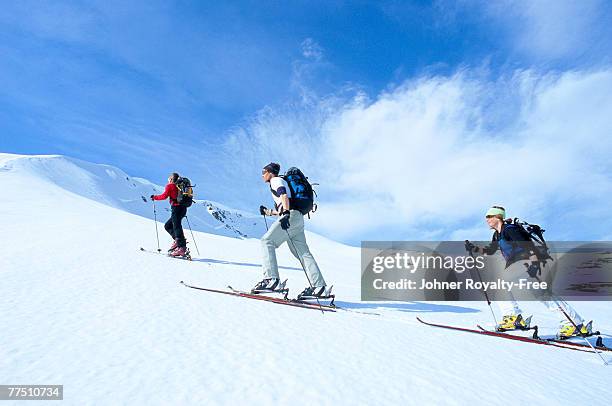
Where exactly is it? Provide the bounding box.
[1,1,612,244]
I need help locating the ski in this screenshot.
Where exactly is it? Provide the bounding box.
[416,317,610,354]
[476,325,611,352]
[227,285,336,309]
[181,281,382,316]
[140,247,192,261]
[225,285,383,316]
[180,281,337,312]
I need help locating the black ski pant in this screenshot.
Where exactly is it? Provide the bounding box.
[164,205,187,247]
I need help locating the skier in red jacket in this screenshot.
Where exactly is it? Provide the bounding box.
[151,172,188,257]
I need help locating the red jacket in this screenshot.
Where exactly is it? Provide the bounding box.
[153,183,180,206]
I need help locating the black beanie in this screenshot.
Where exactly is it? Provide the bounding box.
[263,162,280,175]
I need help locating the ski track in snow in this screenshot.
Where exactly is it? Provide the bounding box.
[1,153,611,405]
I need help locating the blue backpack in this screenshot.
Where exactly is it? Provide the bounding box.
[282,167,316,215]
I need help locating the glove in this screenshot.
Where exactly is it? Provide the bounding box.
[259,205,271,216]
[465,240,481,253]
[279,211,290,230]
[150,195,155,200]
[464,240,474,252]
[526,262,541,278]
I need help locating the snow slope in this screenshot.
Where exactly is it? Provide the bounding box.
[1,153,611,405]
[0,153,265,239]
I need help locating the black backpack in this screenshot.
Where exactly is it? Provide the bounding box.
[282,167,316,215]
[176,177,194,207]
[504,218,552,263]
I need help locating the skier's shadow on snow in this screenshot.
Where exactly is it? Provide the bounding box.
[333,301,479,313]
[192,257,301,271]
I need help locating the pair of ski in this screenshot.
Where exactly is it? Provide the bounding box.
[417,317,611,355]
[181,281,382,316]
[140,247,192,261]
[180,280,337,312]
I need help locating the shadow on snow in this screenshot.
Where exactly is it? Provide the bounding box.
[191,257,301,271]
[334,301,480,314]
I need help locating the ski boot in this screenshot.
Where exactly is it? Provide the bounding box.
[169,246,190,259]
[297,286,335,304]
[251,278,282,294]
[496,314,532,332]
[557,320,593,339]
[167,239,179,253]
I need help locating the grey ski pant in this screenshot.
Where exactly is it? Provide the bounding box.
[261,210,326,287]
[497,259,584,326]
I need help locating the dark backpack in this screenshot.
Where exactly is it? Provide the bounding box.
[504,218,552,263]
[176,177,194,207]
[282,167,315,215]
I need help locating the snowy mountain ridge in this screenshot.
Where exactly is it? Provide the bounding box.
[0,153,264,239]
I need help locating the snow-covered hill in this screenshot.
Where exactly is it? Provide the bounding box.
[1,153,610,405]
[0,153,264,239]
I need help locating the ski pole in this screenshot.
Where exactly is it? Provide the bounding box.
[185,216,200,256]
[284,227,324,315]
[554,300,608,365]
[466,241,498,327]
[263,214,269,231]
[153,200,161,252]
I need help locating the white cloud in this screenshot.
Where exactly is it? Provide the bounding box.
[223,67,612,242]
[482,0,605,60]
[301,38,324,61]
